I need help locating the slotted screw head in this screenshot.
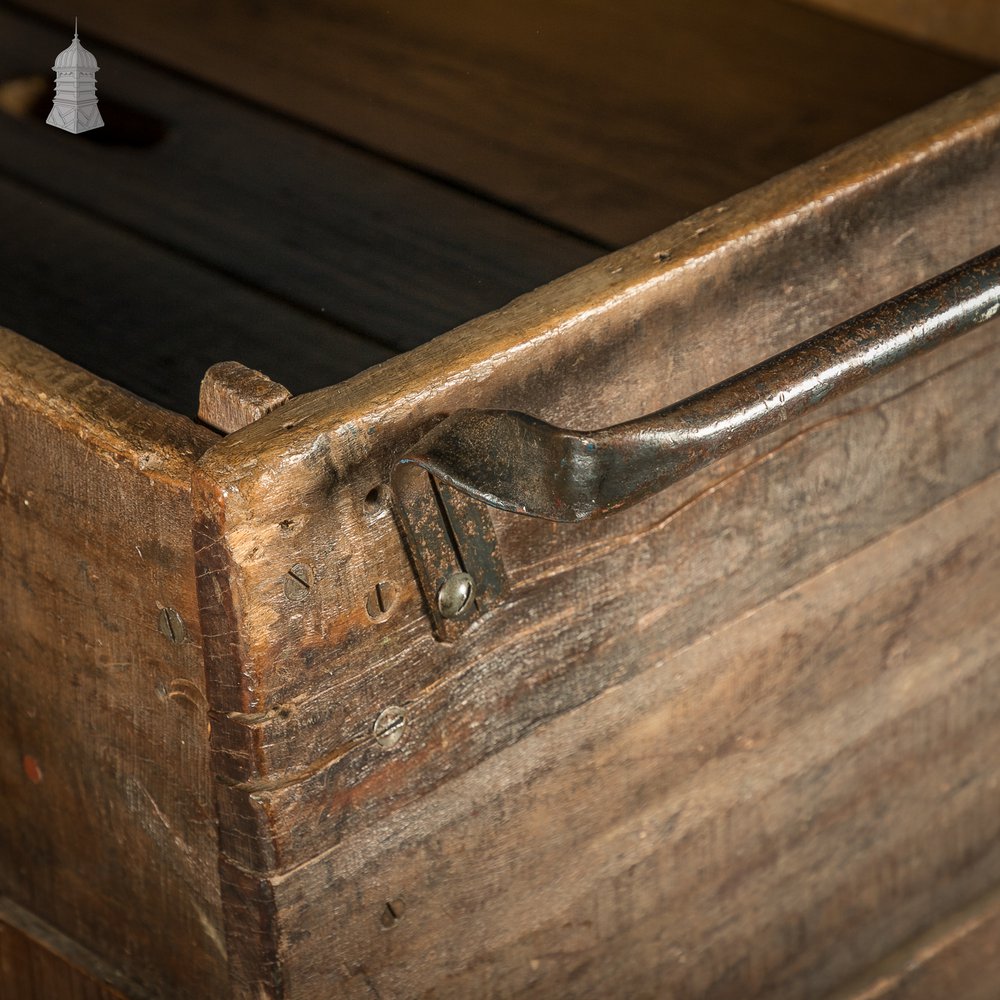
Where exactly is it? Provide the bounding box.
[284,563,313,601]
[374,706,406,749]
[437,572,475,619]
[158,607,186,644]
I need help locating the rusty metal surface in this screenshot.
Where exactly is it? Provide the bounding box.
[392,463,509,640]
[397,245,1000,523]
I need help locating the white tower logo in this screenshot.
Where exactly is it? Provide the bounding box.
[47,18,104,134]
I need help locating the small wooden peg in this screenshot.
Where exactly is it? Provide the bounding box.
[199,361,291,434]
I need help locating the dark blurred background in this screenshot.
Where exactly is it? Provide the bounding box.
[0,0,994,414]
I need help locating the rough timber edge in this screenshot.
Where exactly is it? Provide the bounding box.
[0,326,217,484]
[198,72,1000,487]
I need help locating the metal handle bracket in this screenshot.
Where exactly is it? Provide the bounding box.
[394,246,1000,640]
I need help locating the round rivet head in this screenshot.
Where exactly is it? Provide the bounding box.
[374,706,406,749]
[437,572,475,619]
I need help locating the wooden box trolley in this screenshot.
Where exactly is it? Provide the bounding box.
[0,3,998,997]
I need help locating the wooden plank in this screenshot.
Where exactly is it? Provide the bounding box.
[0,9,599,353]
[0,173,389,415]
[0,896,130,1000]
[271,468,1000,997]
[830,884,1000,1000]
[193,75,1000,994]
[0,330,227,998]
[791,0,1000,66]
[17,0,991,246]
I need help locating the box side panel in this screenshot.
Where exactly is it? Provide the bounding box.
[275,470,1000,998]
[195,77,1000,996]
[0,331,227,998]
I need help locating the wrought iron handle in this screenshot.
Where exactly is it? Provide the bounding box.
[394,246,1000,638]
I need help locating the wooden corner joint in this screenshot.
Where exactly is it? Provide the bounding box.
[199,361,291,434]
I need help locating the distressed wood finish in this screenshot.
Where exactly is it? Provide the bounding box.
[0,331,226,998]
[1,5,998,997]
[14,0,989,245]
[274,472,1000,997]
[193,76,1000,996]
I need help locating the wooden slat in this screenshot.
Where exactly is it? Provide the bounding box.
[0,897,130,1000]
[0,9,599,354]
[830,884,1000,1000]
[16,0,991,246]
[0,173,390,414]
[193,75,1000,995]
[792,0,1000,66]
[0,331,226,998]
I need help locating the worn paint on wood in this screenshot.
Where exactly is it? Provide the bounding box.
[0,331,227,998]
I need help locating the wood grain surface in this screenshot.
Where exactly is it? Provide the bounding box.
[194,74,1000,996]
[793,0,1000,65]
[14,0,990,246]
[0,896,129,1000]
[0,9,599,353]
[199,362,291,435]
[0,330,226,999]
[0,4,996,996]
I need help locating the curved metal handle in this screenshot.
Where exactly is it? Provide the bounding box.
[394,246,1000,637]
[401,245,1000,522]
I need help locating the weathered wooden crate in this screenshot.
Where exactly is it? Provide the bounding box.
[1,4,999,998]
